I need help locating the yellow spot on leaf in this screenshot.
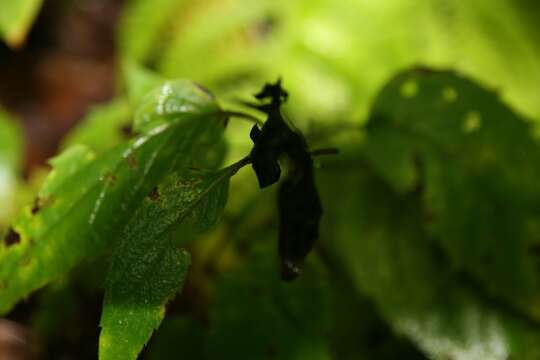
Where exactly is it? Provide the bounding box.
[463,111,482,133]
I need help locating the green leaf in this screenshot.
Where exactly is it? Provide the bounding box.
[99,168,231,360]
[61,99,132,153]
[39,145,96,198]
[118,0,186,63]
[144,316,205,360]
[0,80,224,314]
[134,80,219,134]
[158,0,271,81]
[100,248,189,360]
[149,0,540,124]
[207,242,332,360]
[0,109,24,224]
[122,61,166,108]
[363,68,540,316]
[318,147,540,359]
[0,0,43,47]
[328,269,426,360]
[0,109,23,172]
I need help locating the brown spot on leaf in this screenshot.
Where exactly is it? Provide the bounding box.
[21,254,32,266]
[103,173,117,186]
[119,123,133,138]
[254,15,277,39]
[31,197,41,214]
[4,228,21,247]
[126,153,138,170]
[414,65,435,76]
[148,186,160,202]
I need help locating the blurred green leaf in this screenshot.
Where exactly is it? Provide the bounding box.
[0,80,224,314]
[328,273,426,360]
[0,109,24,224]
[122,61,165,108]
[0,109,23,172]
[158,0,273,82]
[318,150,540,359]
[131,0,540,124]
[145,316,205,359]
[0,0,42,47]
[61,99,132,153]
[31,278,79,340]
[118,0,186,62]
[99,168,231,360]
[363,68,540,315]
[207,243,332,360]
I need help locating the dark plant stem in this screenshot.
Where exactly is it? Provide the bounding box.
[221,111,264,126]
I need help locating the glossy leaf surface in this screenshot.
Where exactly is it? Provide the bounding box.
[0,80,224,314]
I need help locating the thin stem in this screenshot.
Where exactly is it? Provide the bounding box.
[221,155,253,180]
[221,110,264,127]
[203,154,253,276]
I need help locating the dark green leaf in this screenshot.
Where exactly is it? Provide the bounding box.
[327,268,426,360]
[207,243,332,360]
[144,316,205,360]
[0,80,224,314]
[363,68,540,316]
[318,149,540,359]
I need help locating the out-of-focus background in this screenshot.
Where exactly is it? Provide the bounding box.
[2,0,540,359]
[2,0,540,171]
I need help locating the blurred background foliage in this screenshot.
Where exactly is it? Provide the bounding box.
[2,0,540,359]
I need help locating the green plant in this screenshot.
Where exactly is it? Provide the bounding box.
[2,63,540,359]
[3,1,540,359]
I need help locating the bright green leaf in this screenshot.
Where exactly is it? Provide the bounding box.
[122,61,166,108]
[159,0,272,82]
[0,109,23,172]
[61,99,132,153]
[39,145,96,198]
[0,80,224,314]
[0,0,42,47]
[0,109,24,224]
[118,0,187,62]
[100,248,189,360]
[134,80,219,134]
[99,167,232,360]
